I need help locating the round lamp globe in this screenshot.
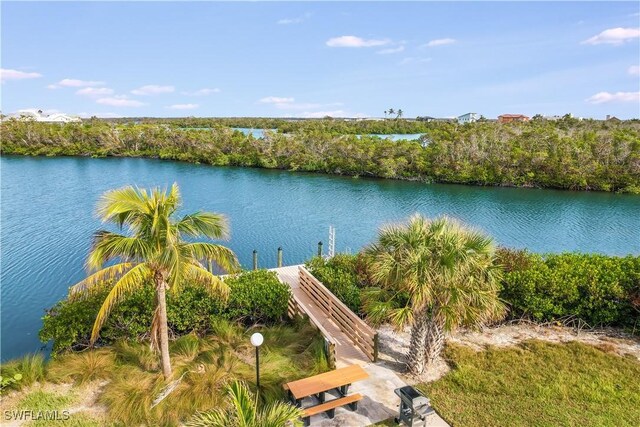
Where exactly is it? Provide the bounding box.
[250,332,264,347]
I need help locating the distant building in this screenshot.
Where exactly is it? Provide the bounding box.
[10,109,81,123]
[498,114,530,123]
[542,115,562,121]
[605,115,621,122]
[457,113,479,124]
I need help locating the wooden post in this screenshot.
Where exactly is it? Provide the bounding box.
[277,246,283,267]
[373,332,379,362]
[253,250,258,271]
[318,241,323,257]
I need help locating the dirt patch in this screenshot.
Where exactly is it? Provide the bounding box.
[0,380,108,426]
[376,323,640,384]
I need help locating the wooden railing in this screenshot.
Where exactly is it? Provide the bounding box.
[298,266,378,362]
[287,291,337,369]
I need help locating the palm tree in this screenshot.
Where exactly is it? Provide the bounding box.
[396,109,404,119]
[388,108,395,119]
[186,380,304,427]
[383,110,388,119]
[364,215,504,375]
[69,183,240,379]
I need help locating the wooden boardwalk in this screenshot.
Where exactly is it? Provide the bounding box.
[271,265,450,427]
[271,265,369,367]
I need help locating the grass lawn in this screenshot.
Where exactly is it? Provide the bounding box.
[418,340,640,427]
[1,319,327,426]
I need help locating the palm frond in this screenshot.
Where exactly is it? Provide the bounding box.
[183,263,230,300]
[183,242,240,274]
[68,262,134,299]
[87,231,151,270]
[90,263,151,343]
[96,185,148,229]
[176,212,230,240]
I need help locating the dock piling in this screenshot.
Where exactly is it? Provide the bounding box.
[253,250,258,270]
[318,241,323,257]
[277,247,283,267]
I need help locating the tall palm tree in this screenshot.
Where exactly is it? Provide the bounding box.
[69,183,240,379]
[396,109,404,119]
[364,215,504,375]
[388,108,395,119]
[186,381,303,427]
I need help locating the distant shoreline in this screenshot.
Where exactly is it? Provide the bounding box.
[1,119,639,194]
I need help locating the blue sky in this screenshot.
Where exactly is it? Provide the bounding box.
[2,1,639,119]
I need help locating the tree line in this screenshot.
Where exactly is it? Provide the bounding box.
[1,117,639,192]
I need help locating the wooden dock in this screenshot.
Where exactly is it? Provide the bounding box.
[270,265,370,367]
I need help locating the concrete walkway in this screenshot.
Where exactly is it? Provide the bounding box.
[272,266,450,427]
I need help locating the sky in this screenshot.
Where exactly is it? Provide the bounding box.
[1,1,639,119]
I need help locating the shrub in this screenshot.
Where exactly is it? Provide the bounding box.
[40,282,225,354]
[500,252,640,327]
[224,270,291,324]
[0,353,46,392]
[305,254,363,313]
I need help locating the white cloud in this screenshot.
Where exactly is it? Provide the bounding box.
[628,65,640,76]
[582,27,640,45]
[96,95,146,107]
[76,87,114,96]
[277,12,311,25]
[167,103,199,110]
[48,78,105,89]
[131,85,175,95]
[259,96,295,104]
[586,91,640,104]
[326,35,390,48]
[1,68,42,82]
[181,88,220,96]
[377,46,405,55]
[425,38,456,47]
[399,57,432,65]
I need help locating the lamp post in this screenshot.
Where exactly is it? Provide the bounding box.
[250,332,264,392]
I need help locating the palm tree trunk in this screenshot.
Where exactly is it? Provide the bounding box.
[424,317,445,366]
[406,312,429,375]
[154,272,172,379]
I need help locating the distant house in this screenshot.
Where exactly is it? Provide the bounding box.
[605,115,621,122]
[498,114,530,123]
[457,113,479,124]
[542,115,562,121]
[10,109,81,123]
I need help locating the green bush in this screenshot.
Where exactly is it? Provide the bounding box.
[40,270,290,354]
[40,282,225,354]
[499,251,640,327]
[0,353,46,392]
[306,254,363,313]
[225,270,291,324]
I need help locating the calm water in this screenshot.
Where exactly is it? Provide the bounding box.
[356,134,424,141]
[1,156,639,360]
[232,128,276,138]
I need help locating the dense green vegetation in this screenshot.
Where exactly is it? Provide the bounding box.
[497,249,640,327]
[307,250,640,330]
[419,341,640,427]
[40,270,291,355]
[3,320,326,426]
[2,117,639,192]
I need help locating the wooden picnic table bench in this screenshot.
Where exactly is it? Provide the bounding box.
[284,364,369,426]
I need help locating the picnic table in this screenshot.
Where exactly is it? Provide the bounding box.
[284,364,369,407]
